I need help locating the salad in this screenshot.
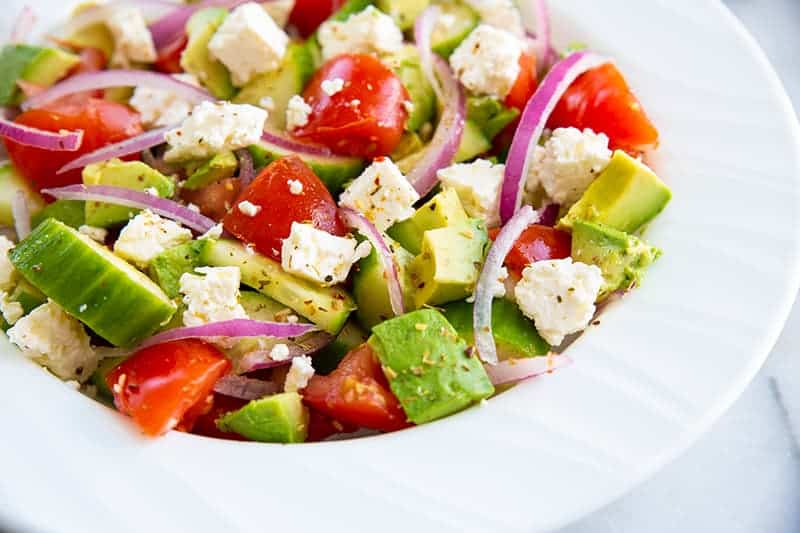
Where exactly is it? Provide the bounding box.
[0,0,670,443]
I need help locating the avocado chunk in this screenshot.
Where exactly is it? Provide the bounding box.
[388,188,469,254]
[369,309,493,424]
[217,392,309,443]
[352,235,414,329]
[466,96,520,141]
[442,299,550,359]
[83,159,175,228]
[181,7,235,100]
[377,0,428,30]
[385,45,436,133]
[0,162,44,226]
[31,200,85,230]
[148,239,211,298]
[66,21,114,61]
[559,151,672,234]
[0,45,80,105]
[430,1,479,58]
[391,132,424,161]
[409,219,488,307]
[183,152,239,190]
[313,319,368,375]
[571,219,662,300]
[455,120,492,163]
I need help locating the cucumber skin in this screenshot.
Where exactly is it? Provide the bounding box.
[10,219,176,347]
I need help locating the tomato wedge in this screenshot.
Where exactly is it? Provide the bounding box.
[106,339,231,436]
[303,344,410,432]
[289,0,345,37]
[223,156,345,261]
[189,394,249,441]
[548,63,659,153]
[504,51,538,111]
[490,224,572,278]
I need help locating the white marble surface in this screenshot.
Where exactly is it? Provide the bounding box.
[563,1,800,531]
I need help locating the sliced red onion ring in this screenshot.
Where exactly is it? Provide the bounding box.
[339,207,404,316]
[473,205,539,365]
[261,130,334,158]
[213,374,280,400]
[484,353,571,386]
[414,6,443,102]
[149,0,252,50]
[238,332,334,373]
[42,184,216,233]
[57,127,171,175]
[499,51,609,224]
[11,191,31,240]
[22,70,212,111]
[57,1,179,39]
[138,319,317,349]
[10,5,37,44]
[537,203,560,227]
[0,116,83,151]
[531,0,554,69]
[236,148,255,187]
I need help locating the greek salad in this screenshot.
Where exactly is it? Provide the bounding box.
[0,0,670,442]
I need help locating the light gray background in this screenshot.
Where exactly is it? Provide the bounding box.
[564,1,800,531]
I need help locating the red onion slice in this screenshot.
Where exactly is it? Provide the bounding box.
[238,332,334,373]
[21,70,212,111]
[213,374,280,400]
[530,0,555,70]
[11,191,31,240]
[413,6,443,102]
[499,51,609,224]
[57,127,171,175]
[473,205,540,364]
[236,148,255,187]
[0,116,83,151]
[339,207,404,316]
[139,319,318,349]
[41,184,216,233]
[484,353,571,386]
[10,6,37,44]
[149,0,252,50]
[537,203,560,227]
[261,130,334,158]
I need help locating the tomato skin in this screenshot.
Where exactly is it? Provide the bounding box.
[489,224,572,278]
[305,408,358,442]
[289,0,345,37]
[5,96,143,191]
[154,35,188,74]
[189,394,249,441]
[106,339,231,437]
[548,63,659,153]
[181,177,242,222]
[223,156,345,261]
[504,52,538,111]
[293,54,409,158]
[303,344,410,432]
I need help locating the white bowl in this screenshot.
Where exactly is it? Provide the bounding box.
[1,1,798,532]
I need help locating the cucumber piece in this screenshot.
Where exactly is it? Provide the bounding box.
[377,0,429,30]
[148,239,211,298]
[240,290,301,322]
[31,201,85,230]
[386,46,436,133]
[201,239,355,334]
[217,392,309,443]
[248,141,365,196]
[430,1,479,58]
[183,152,238,190]
[10,219,177,346]
[0,280,47,332]
[313,319,367,375]
[454,120,491,162]
[0,162,44,226]
[466,96,520,141]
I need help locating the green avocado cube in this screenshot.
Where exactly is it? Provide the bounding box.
[0,45,80,105]
[369,309,494,424]
[466,96,520,141]
[454,120,491,163]
[217,392,309,443]
[31,200,85,230]
[148,239,210,298]
[181,7,235,100]
[183,152,239,190]
[388,188,469,254]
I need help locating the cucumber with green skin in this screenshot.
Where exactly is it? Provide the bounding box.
[313,319,368,374]
[430,1,479,58]
[9,219,176,347]
[148,239,211,298]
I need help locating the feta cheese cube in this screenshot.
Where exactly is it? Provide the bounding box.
[281,222,362,286]
[0,292,23,325]
[261,0,295,27]
[464,0,525,37]
[78,225,109,243]
[238,200,262,217]
[0,235,18,290]
[106,7,157,67]
[200,223,224,240]
[284,355,315,392]
[208,2,289,86]
[129,73,201,128]
[514,258,603,346]
[437,159,504,228]
[7,301,97,382]
[317,6,403,61]
[449,24,524,99]
[179,266,249,326]
[164,101,267,162]
[113,210,193,268]
[285,95,312,131]
[526,127,613,206]
[339,157,420,231]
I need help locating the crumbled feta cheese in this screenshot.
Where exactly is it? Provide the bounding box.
[437,159,504,228]
[200,223,224,240]
[0,236,18,290]
[321,78,345,96]
[113,210,192,268]
[354,240,372,261]
[144,187,158,196]
[208,2,289,86]
[284,355,314,392]
[187,203,201,213]
[7,301,97,382]
[463,0,525,37]
[514,258,603,346]
[285,95,312,130]
[0,292,23,325]
[287,179,304,195]
[270,343,291,361]
[258,96,275,112]
[165,101,267,162]
[317,5,403,61]
[106,7,157,67]
[78,225,108,243]
[129,74,201,128]
[179,266,249,326]
[403,100,415,114]
[281,222,362,286]
[526,127,613,206]
[238,200,262,217]
[449,24,524,99]
[261,0,295,27]
[339,157,420,231]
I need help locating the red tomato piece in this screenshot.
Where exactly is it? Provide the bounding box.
[106,339,231,437]
[189,394,250,441]
[293,54,409,158]
[504,51,538,111]
[548,63,659,153]
[181,177,242,222]
[5,95,143,191]
[154,34,188,74]
[489,224,572,278]
[305,407,359,442]
[303,344,410,433]
[289,0,345,37]
[223,156,345,261]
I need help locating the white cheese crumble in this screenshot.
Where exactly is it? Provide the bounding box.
[261,0,295,27]
[0,292,23,325]
[200,223,224,240]
[208,2,289,86]
[164,101,267,162]
[449,24,524,99]
[317,5,403,61]
[179,266,249,326]
[129,73,201,128]
[437,159,504,228]
[287,179,304,195]
[281,222,365,286]
[463,0,525,37]
[258,96,275,112]
[113,210,192,268]
[514,258,603,346]
[0,236,18,290]
[7,301,97,382]
[285,95,312,130]
[270,343,291,361]
[106,6,157,67]
[238,200,262,217]
[321,78,345,96]
[403,100,415,114]
[338,157,420,231]
[284,355,315,392]
[78,225,109,243]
